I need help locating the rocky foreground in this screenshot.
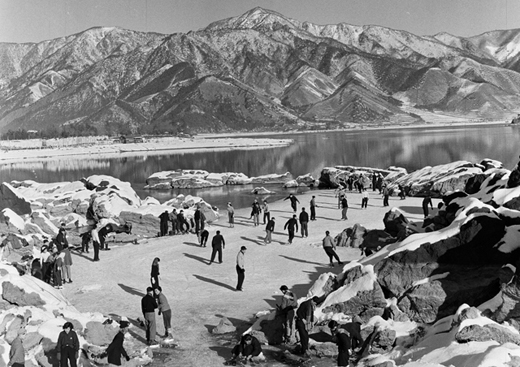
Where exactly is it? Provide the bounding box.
[2,157,520,366]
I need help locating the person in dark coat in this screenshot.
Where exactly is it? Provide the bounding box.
[341,196,349,220]
[422,195,434,217]
[310,196,318,221]
[343,315,364,351]
[382,185,390,207]
[284,194,300,213]
[200,229,209,247]
[56,322,80,367]
[284,215,299,244]
[53,249,63,289]
[141,287,158,345]
[159,210,169,237]
[328,320,351,367]
[105,321,131,366]
[264,217,275,244]
[150,257,160,289]
[250,200,261,226]
[230,334,265,364]
[194,205,206,238]
[55,223,68,252]
[295,296,319,357]
[170,209,179,235]
[398,184,406,200]
[177,210,189,233]
[209,230,225,264]
[277,285,298,344]
[299,208,309,238]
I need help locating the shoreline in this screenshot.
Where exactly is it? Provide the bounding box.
[0,120,510,166]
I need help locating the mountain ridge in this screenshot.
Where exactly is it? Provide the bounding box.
[1,7,519,136]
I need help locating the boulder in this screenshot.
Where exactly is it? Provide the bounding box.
[359,230,395,256]
[225,173,252,185]
[283,180,298,188]
[383,209,410,238]
[295,173,316,187]
[1,282,45,307]
[0,208,25,234]
[84,321,119,346]
[212,317,236,334]
[0,182,32,216]
[171,176,217,189]
[205,173,227,186]
[30,211,59,237]
[455,323,520,345]
[251,187,274,195]
[5,316,24,343]
[318,167,349,188]
[251,172,291,184]
[335,224,367,248]
[145,171,181,187]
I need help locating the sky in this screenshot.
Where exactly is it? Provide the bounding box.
[0,0,518,44]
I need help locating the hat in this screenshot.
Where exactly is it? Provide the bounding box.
[241,246,247,251]
[280,285,288,291]
[119,320,130,328]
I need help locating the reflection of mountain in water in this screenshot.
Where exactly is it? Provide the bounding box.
[2,127,519,207]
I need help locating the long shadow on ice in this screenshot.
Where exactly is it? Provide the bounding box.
[193,274,236,291]
[184,253,209,264]
[118,283,145,297]
[240,236,264,246]
[279,255,322,266]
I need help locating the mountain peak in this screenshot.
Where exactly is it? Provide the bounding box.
[204,7,299,32]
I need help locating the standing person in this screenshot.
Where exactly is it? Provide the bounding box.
[159,210,170,237]
[170,209,179,235]
[398,184,406,200]
[141,287,158,345]
[310,196,318,221]
[277,285,298,344]
[323,231,343,267]
[251,200,261,226]
[194,205,206,239]
[328,320,352,367]
[236,246,247,291]
[80,231,90,253]
[8,328,25,367]
[284,193,300,213]
[377,174,384,194]
[372,173,377,192]
[295,296,319,358]
[177,210,189,234]
[154,287,173,338]
[264,217,275,244]
[62,245,73,283]
[55,223,68,252]
[209,230,225,264]
[105,320,131,366]
[150,257,160,289]
[422,195,434,217]
[262,200,270,224]
[341,195,349,220]
[200,229,209,247]
[227,202,235,228]
[284,215,299,245]
[91,227,101,262]
[53,249,63,289]
[56,322,80,367]
[382,185,390,207]
[299,208,309,238]
[40,244,51,283]
[361,189,369,209]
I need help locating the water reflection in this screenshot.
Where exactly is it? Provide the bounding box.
[2,125,519,209]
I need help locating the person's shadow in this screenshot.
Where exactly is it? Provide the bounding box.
[184,253,209,264]
[118,283,145,297]
[193,274,236,291]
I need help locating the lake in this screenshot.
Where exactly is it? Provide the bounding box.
[2,124,519,210]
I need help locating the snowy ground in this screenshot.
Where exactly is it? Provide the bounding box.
[61,188,430,366]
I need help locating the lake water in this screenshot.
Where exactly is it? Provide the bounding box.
[2,125,519,210]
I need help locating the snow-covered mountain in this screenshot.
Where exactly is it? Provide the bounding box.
[1,7,520,136]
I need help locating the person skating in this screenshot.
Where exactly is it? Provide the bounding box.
[284,193,300,213]
[250,199,261,226]
[361,189,369,209]
[277,285,298,344]
[91,226,101,262]
[299,208,309,237]
[310,196,318,221]
[150,257,160,289]
[328,320,351,367]
[8,328,26,367]
[323,231,343,267]
[382,185,390,207]
[56,322,80,367]
[236,246,247,291]
[422,194,434,217]
[200,229,209,247]
[227,202,235,228]
[141,287,158,345]
[264,217,275,244]
[295,296,319,357]
[262,200,270,224]
[228,334,265,365]
[209,230,225,264]
[155,286,173,338]
[341,195,349,220]
[159,210,169,237]
[284,215,299,244]
[105,320,131,366]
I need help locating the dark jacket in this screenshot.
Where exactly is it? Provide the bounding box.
[159,211,169,223]
[56,330,80,351]
[299,211,309,223]
[151,264,159,277]
[211,234,225,248]
[237,335,262,357]
[284,218,298,232]
[266,219,275,232]
[106,331,129,365]
[141,294,158,314]
[296,298,315,323]
[341,197,349,209]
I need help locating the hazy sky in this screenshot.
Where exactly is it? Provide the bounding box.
[0,0,517,44]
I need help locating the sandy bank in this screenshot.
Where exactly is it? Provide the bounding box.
[0,137,293,166]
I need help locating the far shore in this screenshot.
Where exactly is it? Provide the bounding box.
[0,120,511,166]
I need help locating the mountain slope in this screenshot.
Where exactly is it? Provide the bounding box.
[1,8,520,136]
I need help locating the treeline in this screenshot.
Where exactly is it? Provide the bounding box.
[1,125,99,140]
